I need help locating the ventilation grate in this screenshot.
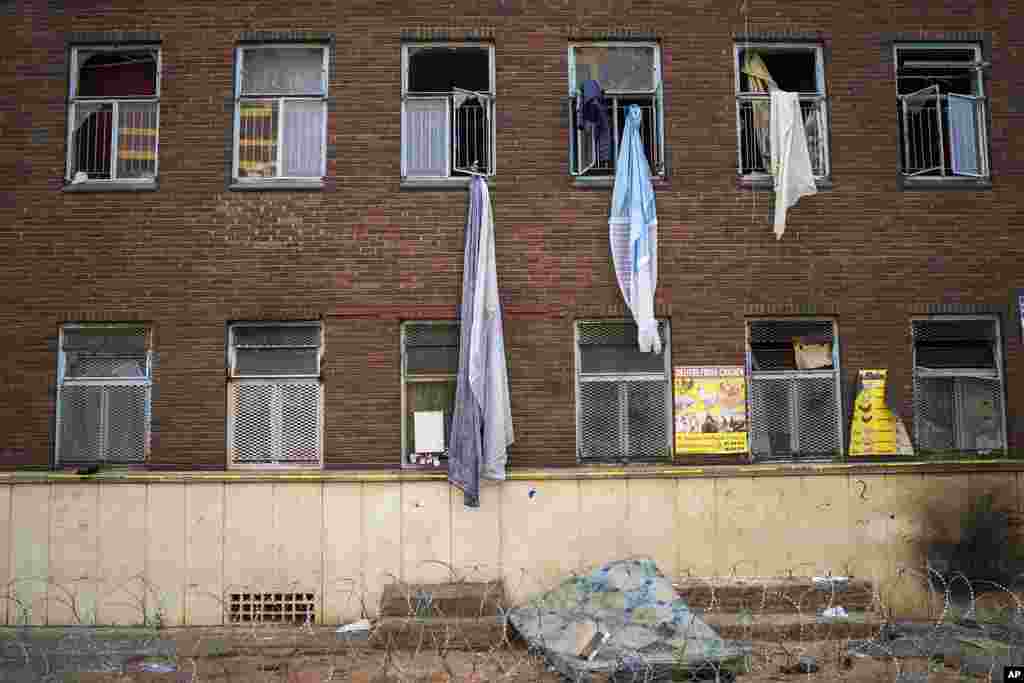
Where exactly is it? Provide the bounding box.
[228,591,317,624]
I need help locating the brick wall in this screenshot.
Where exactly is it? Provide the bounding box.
[0,0,1021,469]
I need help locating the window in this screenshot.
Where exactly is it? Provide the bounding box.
[568,43,664,177]
[66,46,160,183]
[895,44,989,179]
[56,323,152,465]
[575,320,672,462]
[233,45,328,182]
[401,43,495,179]
[401,321,459,467]
[747,319,842,460]
[912,316,1005,453]
[734,43,829,179]
[227,322,323,467]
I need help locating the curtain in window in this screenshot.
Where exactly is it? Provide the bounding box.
[402,97,448,177]
[282,101,324,177]
[238,100,278,177]
[117,102,157,178]
[948,94,981,176]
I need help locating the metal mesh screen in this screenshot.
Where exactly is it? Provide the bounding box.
[913,374,1004,452]
[750,375,840,460]
[63,326,147,353]
[794,375,842,456]
[749,376,793,458]
[578,380,669,461]
[230,380,321,465]
[577,321,668,374]
[749,319,834,345]
[234,348,319,376]
[913,318,997,370]
[405,322,460,348]
[65,353,147,379]
[58,384,148,463]
[233,324,320,347]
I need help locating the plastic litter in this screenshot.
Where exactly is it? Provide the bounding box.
[821,606,849,619]
[336,619,371,640]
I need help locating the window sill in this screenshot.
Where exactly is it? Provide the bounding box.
[62,180,158,193]
[571,175,669,190]
[229,180,325,191]
[899,177,992,191]
[400,177,473,191]
[737,175,833,191]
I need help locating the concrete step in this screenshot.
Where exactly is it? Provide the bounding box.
[701,610,887,641]
[674,576,878,614]
[368,616,508,651]
[379,581,506,619]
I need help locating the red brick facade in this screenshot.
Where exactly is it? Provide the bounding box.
[0,1,1021,470]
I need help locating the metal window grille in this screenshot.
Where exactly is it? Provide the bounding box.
[401,321,460,463]
[896,45,989,179]
[575,320,672,462]
[401,44,496,178]
[234,46,328,180]
[733,44,830,179]
[747,319,842,461]
[227,322,323,467]
[228,591,316,624]
[737,96,829,177]
[56,324,152,465]
[569,94,664,176]
[66,47,160,182]
[912,317,1006,453]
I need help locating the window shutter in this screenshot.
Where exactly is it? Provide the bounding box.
[402,97,450,177]
[948,93,982,177]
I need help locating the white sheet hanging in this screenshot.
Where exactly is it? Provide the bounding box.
[770,90,817,240]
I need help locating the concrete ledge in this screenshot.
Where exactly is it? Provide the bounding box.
[2,457,1022,483]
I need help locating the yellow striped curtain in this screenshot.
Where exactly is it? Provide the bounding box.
[118,107,157,162]
[239,101,277,177]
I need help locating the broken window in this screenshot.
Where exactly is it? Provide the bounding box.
[401,44,495,179]
[895,44,989,179]
[401,321,460,467]
[227,322,323,467]
[234,45,328,181]
[912,316,1005,453]
[575,320,672,462]
[734,43,829,178]
[56,323,152,465]
[66,47,160,183]
[568,43,664,177]
[746,319,842,461]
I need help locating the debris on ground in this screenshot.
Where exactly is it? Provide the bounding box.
[507,559,749,682]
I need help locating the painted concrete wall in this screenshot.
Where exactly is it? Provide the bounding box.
[1,471,1018,626]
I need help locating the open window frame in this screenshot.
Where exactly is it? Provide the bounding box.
[231,44,330,187]
[65,45,162,187]
[567,41,665,180]
[400,42,496,186]
[733,42,830,185]
[894,43,990,185]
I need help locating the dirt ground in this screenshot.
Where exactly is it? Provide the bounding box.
[41,627,993,683]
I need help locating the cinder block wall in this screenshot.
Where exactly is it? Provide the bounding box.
[0,0,1022,470]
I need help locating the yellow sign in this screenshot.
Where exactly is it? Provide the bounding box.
[674,367,749,454]
[849,369,913,456]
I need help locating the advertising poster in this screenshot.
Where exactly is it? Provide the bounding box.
[674,366,748,454]
[849,369,914,456]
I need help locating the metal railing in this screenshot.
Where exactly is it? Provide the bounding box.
[899,90,989,177]
[570,95,662,176]
[736,95,828,177]
[69,101,158,181]
[453,97,492,174]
